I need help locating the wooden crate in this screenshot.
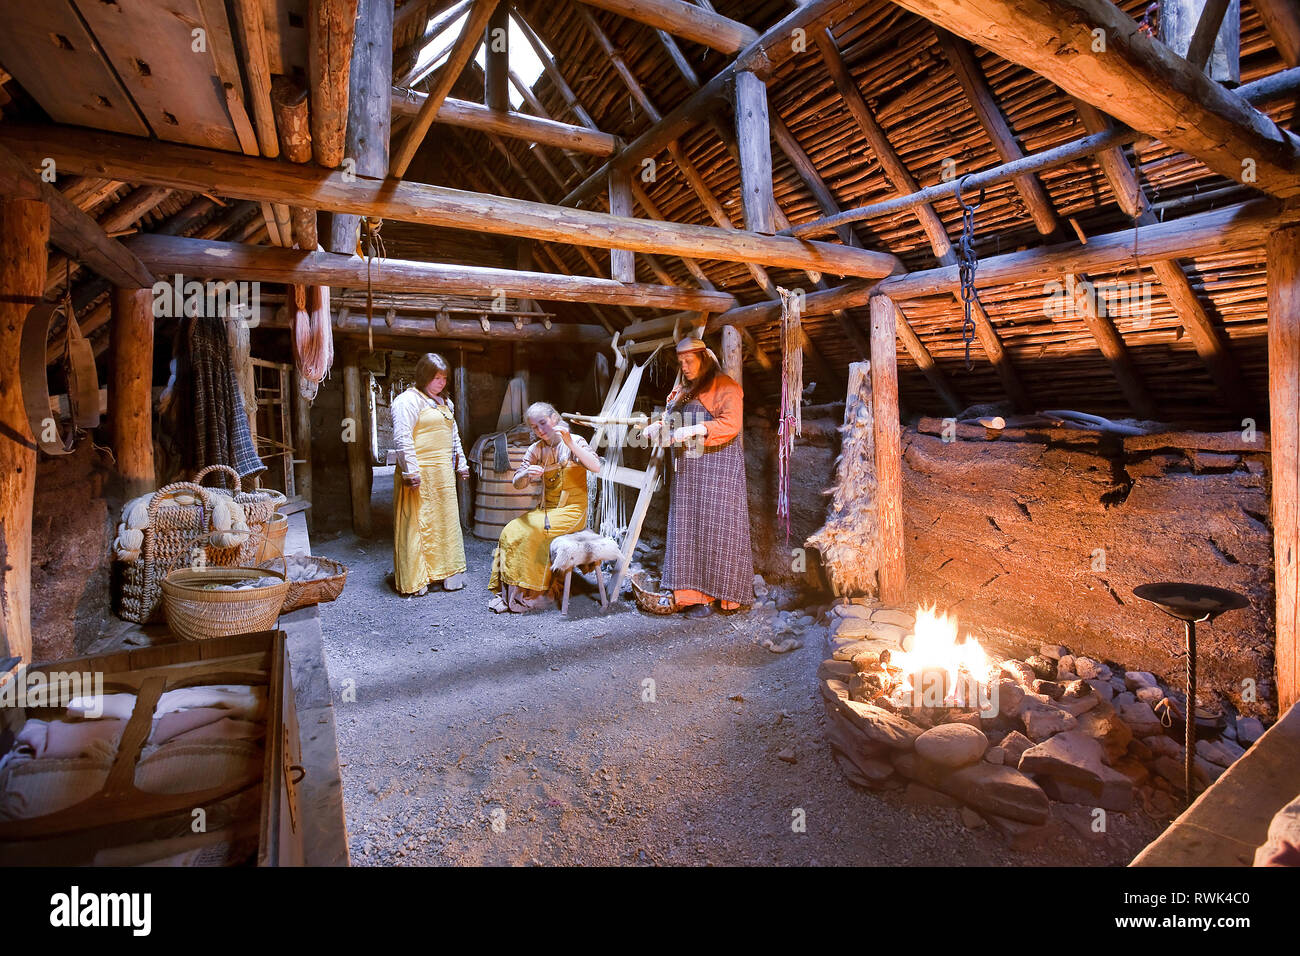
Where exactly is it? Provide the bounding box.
[0,631,304,866]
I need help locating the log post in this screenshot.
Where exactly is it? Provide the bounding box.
[309,0,358,169]
[272,76,318,251]
[869,294,904,606]
[224,314,258,458]
[485,3,510,113]
[326,0,392,254]
[608,166,635,282]
[0,199,49,666]
[733,70,775,235]
[721,323,742,388]
[109,286,156,499]
[292,369,314,527]
[342,350,373,536]
[1269,223,1300,715]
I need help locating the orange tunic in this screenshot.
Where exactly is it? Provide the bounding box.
[665,372,743,446]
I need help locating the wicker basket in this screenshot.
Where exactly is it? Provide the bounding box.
[630,570,677,615]
[118,482,224,623]
[257,555,348,613]
[161,566,289,641]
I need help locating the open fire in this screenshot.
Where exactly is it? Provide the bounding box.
[863,606,997,716]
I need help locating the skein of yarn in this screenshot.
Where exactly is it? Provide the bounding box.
[293,284,333,400]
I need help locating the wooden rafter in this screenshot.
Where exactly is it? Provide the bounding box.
[816,27,1030,410]
[1075,100,1251,414]
[391,88,618,156]
[936,30,1156,418]
[391,0,500,177]
[889,0,1300,198]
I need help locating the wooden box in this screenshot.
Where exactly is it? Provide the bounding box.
[0,630,304,866]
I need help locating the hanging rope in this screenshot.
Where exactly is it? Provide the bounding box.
[776,287,803,545]
[956,175,986,372]
[359,217,385,354]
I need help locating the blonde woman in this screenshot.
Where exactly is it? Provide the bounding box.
[488,402,602,612]
[391,353,468,596]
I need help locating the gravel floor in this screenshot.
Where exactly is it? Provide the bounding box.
[316,467,1165,866]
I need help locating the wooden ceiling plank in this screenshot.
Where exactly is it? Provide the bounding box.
[75,0,242,151]
[0,1,150,136]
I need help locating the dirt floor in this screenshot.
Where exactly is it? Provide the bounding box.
[316,466,1165,866]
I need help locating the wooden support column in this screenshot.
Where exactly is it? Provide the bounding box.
[721,324,742,388]
[869,295,904,606]
[327,0,392,254]
[1269,223,1300,715]
[342,351,373,537]
[292,369,314,526]
[485,3,510,113]
[0,199,49,666]
[109,287,155,499]
[733,70,775,235]
[608,166,635,282]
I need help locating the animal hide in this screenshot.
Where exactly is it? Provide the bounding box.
[550,530,622,573]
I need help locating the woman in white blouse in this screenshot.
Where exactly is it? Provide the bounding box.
[390,353,469,596]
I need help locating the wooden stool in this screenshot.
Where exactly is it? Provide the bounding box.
[550,531,622,615]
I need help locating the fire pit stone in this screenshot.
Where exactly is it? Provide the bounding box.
[1039,644,1070,661]
[914,723,988,768]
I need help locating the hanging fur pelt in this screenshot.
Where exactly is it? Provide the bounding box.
[806,363,879,597]
[776,286,804,541]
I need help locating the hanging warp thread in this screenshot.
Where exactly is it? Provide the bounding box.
[956,175,986,372]
[590,354,650,541]
[359,217,385,354]
[776,287,803,544]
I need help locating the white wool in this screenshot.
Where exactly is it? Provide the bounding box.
[550,530,622,573]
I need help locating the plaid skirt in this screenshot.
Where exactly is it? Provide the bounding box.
[661,399,754,605]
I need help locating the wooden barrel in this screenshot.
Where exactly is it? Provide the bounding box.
[471,441,535,540]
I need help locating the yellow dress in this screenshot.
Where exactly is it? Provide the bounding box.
[488,439,591,594]
[393,401,466,593]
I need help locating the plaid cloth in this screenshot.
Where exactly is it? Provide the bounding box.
[661,398,754,605]
[188,315,265,484]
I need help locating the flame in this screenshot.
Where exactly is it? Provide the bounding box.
[890,605,991,709]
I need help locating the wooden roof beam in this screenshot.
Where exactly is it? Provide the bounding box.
[126,233,735,313]
[6,125,901,278]
[391,0,499,177]
[889,0,1300,198]
[575,0,758,56]
[0,143,154,288]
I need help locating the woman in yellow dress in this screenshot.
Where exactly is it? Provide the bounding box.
[391,353,469,597]
[488,402,603,613]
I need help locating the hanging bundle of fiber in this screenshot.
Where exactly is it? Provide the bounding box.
[776,286,804,542]
[292,284,334,400]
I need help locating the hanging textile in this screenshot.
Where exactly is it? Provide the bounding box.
[776,287,803,542]
[182,314,266,483]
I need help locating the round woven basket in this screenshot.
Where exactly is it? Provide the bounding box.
[161,566,289,641]
[257,555,348,613]
[630,569,677,615]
